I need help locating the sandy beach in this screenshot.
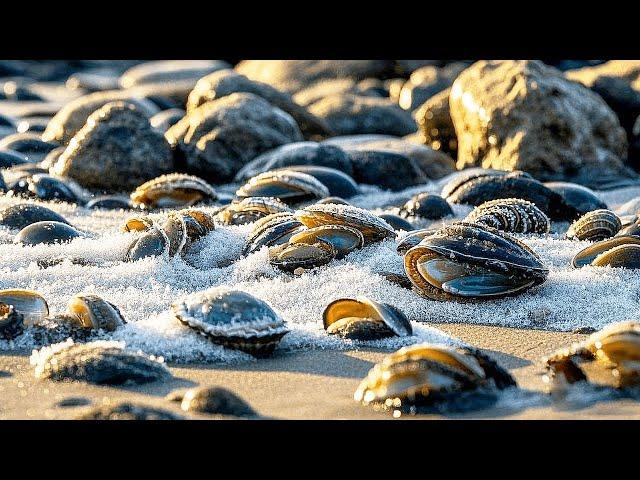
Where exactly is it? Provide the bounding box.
[3,323,638,420]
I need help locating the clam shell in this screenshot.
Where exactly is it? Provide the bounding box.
[566,209,621,241]
[289,225,364,259]
[296,204,396,245]
[269,240,336,273]
[236,169,329,204]
[571,236,640,268]
[171,288,289,356]
[217,197,292,225]
[130,173,217,209]
[65,294,126,332]
[591,244,640,269]
[124,224,169,262]
[243,213,304,256]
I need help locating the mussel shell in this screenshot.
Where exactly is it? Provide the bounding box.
[130,173,217,209]
[64,294,126,332]
[162,213,188,257]
[0,303,24,340]
[571,236,640,268]
[171,288,289,356]
[0,289,49,326]
[464,198,550,234]
[401,193,453,220]
[296,204,396,245]
[243,214,305,256]
[396,228,438,255]
[323,297,412,339]
[179,386,258,417]
[125,225,169,261]
[404,223,548,300]
[0,204,70,230]
[440,169,524,199]
[544,181,607,220]
[269,240,336,273]
[236,170,329,205]
[14,221,83,245]
[566,209,621,241]
[288,225,364,259]
[591,244,640,269]
[217,197,293,225]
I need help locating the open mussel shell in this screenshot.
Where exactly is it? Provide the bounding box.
[236,169,329,205]
[288,225,364,259]
[269,240,336,273]
[323,297,412,340]
[58,294,126,332]
[566,209,621,242]
[396,228,439,255]
[571,236,640,268]
[0,289,49,326]
[130,173,217,209]
[296,204,396,245]
[171,288,289,357]
[404,222,548,301]
[0,302,24,340]
[354,343,515,408]
[14,221,84,245]
[243,213,304,256]
[217,197,292,225]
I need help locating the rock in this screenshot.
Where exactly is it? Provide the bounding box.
[187,69,331,139]
[51,101,174,191]
[347,150,428,191]
[293,78,388,107]
[234,142,353,181]
[42,90,159,144]
[450,60,632,189]
[65,68,121,92]
[413,87,458,159]
[119,60,230,88]
[236,60,397,94]
[398,62,468,111]
[324,135,455,180]
[566,61,640,170]
[177,386,258,417]
[308,94,417,137]
[166,92,303,183]
[76,402,183,420]
[0,133,59,162]
[150,108,185,132]
[126,79,197,110]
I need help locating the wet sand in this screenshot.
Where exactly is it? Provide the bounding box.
[2,323,639,420]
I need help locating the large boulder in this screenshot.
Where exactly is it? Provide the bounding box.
[413,87,458,159]
[308,94,417,137]
[450,60,632,188]
[186,69,331,139]
[42,90,159,144]
[50,102,174,191]
[165,92,303,183]
[236,60,397,93]
[398,62,468,111]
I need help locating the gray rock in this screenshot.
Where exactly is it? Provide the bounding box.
[236,60,397,94]
[234,141,353,181]
[187,69,331,139]
[308,94,417,137]
[347,150,429,191]
[42,90,159,144]
[413,87,458,159]
[293,78,388,108]
[51,101,174,191]
[324,135,455,180]
[166,92,303,183]
[119,60,230,88]
[450,60,633,189]
[76,402,183,420]
[398,62,467,110]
